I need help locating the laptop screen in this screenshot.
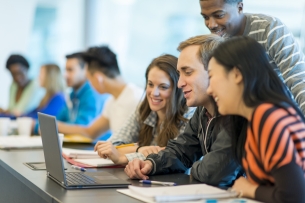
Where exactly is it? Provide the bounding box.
[38,113,66,185]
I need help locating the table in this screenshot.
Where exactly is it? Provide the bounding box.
[0,143,201,203]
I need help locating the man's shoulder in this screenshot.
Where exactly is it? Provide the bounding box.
[77,85,108,103]
[121,83,143,102]
[126,83,143,94]
[245,13,283,30]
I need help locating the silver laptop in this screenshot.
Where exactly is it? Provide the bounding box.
[38,112,130,189]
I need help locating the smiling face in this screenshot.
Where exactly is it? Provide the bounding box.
[177,45,210,107]
[199,0,244,37]
[146,67,173,115]
[207,57,244,115]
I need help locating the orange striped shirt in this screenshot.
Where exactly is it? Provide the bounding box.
[243,103,305,185]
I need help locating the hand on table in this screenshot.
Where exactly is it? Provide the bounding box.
[94,141,121,164]
[232,177,258,198]
[124,159,152,180]
[138,146,165,157]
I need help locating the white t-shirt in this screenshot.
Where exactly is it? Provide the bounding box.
[102,83,143,134]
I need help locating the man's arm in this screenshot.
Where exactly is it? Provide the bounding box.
[146,108,203,175]
[57,115,110,139]
[190,125,242,187]
[147,109,242,187]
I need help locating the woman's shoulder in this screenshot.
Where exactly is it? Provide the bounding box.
[252,103,299,129]
[254,103,296,118]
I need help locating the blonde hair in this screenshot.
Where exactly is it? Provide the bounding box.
[39,64,65,108]
[177,34,224,70]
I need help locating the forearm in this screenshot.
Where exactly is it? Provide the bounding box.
[255,162,305,203]
[147,134,203,175]
[57,121,88,137]
[147,151,188,175]
[117,146,138,154]
[191,152,242,187]
[116,146,141,165]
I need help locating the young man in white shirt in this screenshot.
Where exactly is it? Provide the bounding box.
[57,46,143,140]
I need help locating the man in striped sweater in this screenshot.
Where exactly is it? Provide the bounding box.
[199,0,305,114]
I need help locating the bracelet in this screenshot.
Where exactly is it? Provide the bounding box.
[136,146,142,152]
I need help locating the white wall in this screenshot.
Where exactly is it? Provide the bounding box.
[0,0,37,108]
[0,0,86,109]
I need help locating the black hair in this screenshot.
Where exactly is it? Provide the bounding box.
[65,53,86,69]
[211,36,305,163]
[85,46,120,79]
[6,54,30,70]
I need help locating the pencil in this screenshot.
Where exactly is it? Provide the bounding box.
[115,143,136,149]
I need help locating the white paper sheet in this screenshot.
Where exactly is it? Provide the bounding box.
[0,136,42,149]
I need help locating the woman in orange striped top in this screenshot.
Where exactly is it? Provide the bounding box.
[207,36,305,203]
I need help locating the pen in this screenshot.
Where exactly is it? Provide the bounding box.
[71,165,86,172]
[139,180,177,186]
[115,143,136,149]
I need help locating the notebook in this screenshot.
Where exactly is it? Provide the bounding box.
[63,154,121,168]
[62,148,100,159]
[117,184,243,202]
[38,112,130,189]
[73,158,117,167]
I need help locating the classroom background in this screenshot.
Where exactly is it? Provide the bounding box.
[0,0,304,109]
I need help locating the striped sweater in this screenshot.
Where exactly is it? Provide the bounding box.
[244,103,305,203]
[243,13,305,115]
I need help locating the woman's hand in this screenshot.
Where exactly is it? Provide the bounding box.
[94,141,122,164]
[138,146,165,157]
[232,177,258,198]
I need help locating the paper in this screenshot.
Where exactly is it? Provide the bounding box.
[73,158,116,167]
[119,184,238,202]
[0,136,42,149]
[118,185,262,203]
[62,148,100,159]
[117,189,206,203]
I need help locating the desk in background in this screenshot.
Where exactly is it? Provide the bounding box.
[0,143,201,203]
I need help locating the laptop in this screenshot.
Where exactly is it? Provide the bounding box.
[38,112,130,189]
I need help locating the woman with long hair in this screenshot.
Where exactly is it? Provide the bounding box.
[94,54,195,164]
[207,36,305,202]
[26,64,67,134]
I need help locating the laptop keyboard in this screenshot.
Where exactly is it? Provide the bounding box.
[65,172,98,185]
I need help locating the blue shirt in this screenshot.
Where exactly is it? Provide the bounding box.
[26,93,67,119]
[56,81,111,140]
[26,92,67,134]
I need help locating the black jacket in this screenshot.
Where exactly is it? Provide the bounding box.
[146,107,243,187]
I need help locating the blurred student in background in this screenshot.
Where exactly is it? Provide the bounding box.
[207,36,305,202]
[0,54,44,115]
[56,52,111,140]
[94,54,195,165]
[24,64,67,134]
[57,46,143,141]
